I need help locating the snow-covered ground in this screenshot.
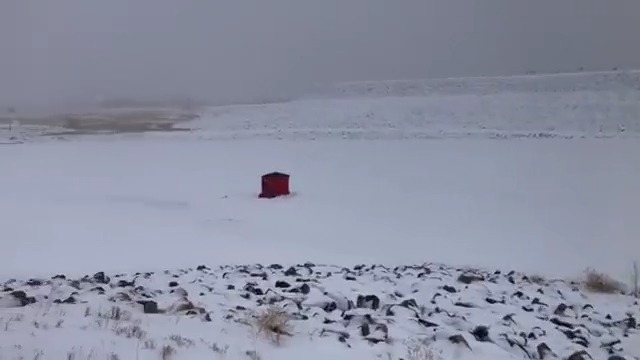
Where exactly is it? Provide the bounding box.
[1,70,640,359]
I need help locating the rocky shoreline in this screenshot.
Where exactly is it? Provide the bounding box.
[1,263,639,359]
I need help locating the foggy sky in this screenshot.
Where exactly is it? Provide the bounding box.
[2,0,640,112]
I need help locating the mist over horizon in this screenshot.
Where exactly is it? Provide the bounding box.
[2,0,640,113]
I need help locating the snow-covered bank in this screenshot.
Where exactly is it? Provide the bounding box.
[1,263,639,359]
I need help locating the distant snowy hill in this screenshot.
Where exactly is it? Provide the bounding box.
[309,70,640,98]
[181,70,640,141]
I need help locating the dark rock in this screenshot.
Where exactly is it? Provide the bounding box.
[300,283,311,294]
[606,314,612,320]
[244,284,264,296]
[431,293,442,304]
[284,267,299,276]
[117,280,135,287]
[416,318,439,327]
[457,273,484,284]
[399,298,418,309]
[360,323,370,337]
[344,276,357,281]
[442,285,457,293]
[168,281,179,287]
[11,290,36,307]
[251,273,268,280]
[601,339,622,349]
[502,313,516,325]
[448,334,472,350]
[508,276,515,284]
[500,334,531,358]
[303,262,315,268]
[417,269,432,278]
[554,303,568,315]
[625,315,637,329]
[532,298,548,307]
[323,302,337,313]
[356,295,380,310]
[10,290,27,299]
[485,297,502,304]
[240,293,251,300]
[196,265,209,271]
[204,313,212,322]
[92,272,110,284]
[471,325,491,342]
[137,300,159,314]
[227,284,235,290]
[567,350,592,360]
[323,318,336,324]
[512,290,525,298]
[291,313,309,321]
[62,296,76,304]
[354,264,365,271]
[26,279,43,286]
[522,305,534,312]
[268,264,283,270]
[582,304,593,311]
[454,302,476,308]
[550,317,575,329]
[69,280,81,290]
[607,356,625,360]
[90,286,105,294]
[275,281,291,288]
[51,274,66,280]
[537,342,554,359]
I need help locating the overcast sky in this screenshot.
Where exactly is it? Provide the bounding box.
[2,0,640,111]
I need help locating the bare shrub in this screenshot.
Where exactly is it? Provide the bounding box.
[98,306,131,321]
[112,324,146,340]
[160,345,175,360]
[142,339,157,350]
[208,342,229,355]
[169,335,195,348]
[583,268,624,294]
[255,307,293,345]
[245,350,261,360]
[528,274,546,285]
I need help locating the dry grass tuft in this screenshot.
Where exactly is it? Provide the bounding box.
[112,324,146,340]
[98,306,131,321]
[245,350,261,360]
[255,307,293,346]
[142,339,157,350]
[583,268,624,294]
[160,345,176,360]
[405,338,442,360]
[169,334,195,348]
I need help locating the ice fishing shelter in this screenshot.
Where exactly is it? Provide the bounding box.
[259,172,290,198]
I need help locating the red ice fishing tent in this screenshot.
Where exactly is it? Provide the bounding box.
[259,172,290,198]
